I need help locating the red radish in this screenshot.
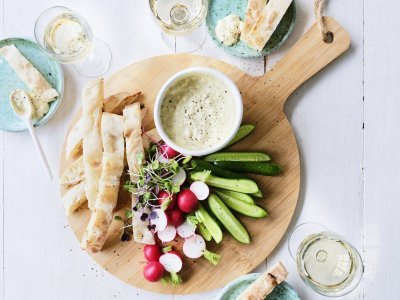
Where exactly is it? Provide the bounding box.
[160,143,179,159]
[149,209,168,232]
[177,189,199,213]
[157,225,177,242]
[143,261,165,282]
[144,244,161,262]
[157,191,176,210]
[159,252,183,273]
[183,234,206,259]
[189,181,210,200]
[177,220,196,238]
[167,209,185,227]
[171,167,186,186]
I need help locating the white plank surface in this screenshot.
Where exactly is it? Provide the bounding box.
[0,0,386,299]
[364,0,400,299]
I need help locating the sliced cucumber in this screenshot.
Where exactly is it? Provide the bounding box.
[214,161,282,176]
[204,152,271,162]
[191,172,259,194]
[225,124,255,148]
[192,159,248,179]
[214,188,255,204]
[195,204,223,244]
[214,190,268,218]
[208,194,250,244]
[197,222,212,241]
[251,189,264,198]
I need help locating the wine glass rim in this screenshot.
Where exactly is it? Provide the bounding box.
[148,0,208,33]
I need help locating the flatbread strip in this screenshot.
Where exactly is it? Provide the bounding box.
[242,0,293,51]
[238,262,288,300]
[81,113,125,252]
[142,128,162,150]
[60,156,84,188]
[241,0,267,44]
[123,103,145,182]
[0,44,58,102]
[65,91,142,160]
[62,181,86,217]
[82,78,104,211]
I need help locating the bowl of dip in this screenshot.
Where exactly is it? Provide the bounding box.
[154,67,243,156]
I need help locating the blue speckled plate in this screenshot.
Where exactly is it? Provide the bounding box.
[206,0,296,58]
[0,38,64,132]
[216,273,301,300]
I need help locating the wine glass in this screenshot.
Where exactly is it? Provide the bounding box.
[149,0,208,53]
[34,6,112,78]
[288,223,364,297]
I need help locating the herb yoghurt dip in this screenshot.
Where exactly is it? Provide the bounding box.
[160,73,237,151]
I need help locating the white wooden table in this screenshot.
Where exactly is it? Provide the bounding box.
[0,0,397,299]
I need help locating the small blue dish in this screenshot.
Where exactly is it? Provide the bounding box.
[0,38,64,132]
[206,0,296,58]
[216,273,300,300]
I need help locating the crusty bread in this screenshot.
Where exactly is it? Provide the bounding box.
[62,181,86,217]
[60,156,85,188]
[82,78,104,211]
[81,113,125,252]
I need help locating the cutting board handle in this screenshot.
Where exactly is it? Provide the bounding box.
[260,17,350,105]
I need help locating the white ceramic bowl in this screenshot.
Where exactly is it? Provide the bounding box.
[154,67,243,156]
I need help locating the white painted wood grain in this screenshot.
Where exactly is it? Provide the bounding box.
[364,0,400,299]
[0,0,371,299]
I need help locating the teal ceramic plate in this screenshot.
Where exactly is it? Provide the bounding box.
[206,0,296,58]
[0,38,64,132]
[216,273,301,300]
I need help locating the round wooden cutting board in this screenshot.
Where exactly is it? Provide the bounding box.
[60,17,350,294]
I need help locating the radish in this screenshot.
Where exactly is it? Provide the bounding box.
[149,209,168,232]
[157,225,177,242]
[159,143,179,159]
[190,181,210,200]
[143,261,165,282]
[177,220,196,238]
[171,167,186,186]
[177,189,199,213]
[157,191,176,210]
[167,209,185,227]
[144,244,161,262]
[159,252,183,286]
[183,234,221,266]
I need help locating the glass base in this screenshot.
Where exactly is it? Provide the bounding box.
[74,39,112,78]
[161,25,207,53]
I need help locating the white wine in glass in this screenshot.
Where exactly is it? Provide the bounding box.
[289,223,364,297]
[35,6,112,78]
[149,0,208,53]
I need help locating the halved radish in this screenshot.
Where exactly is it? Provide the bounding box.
[177,220,196,238]
[149,209,168,232]
[183,234,221,265]
[183,234,205,259]
[157,225,177,242]
[190,181,210,200]
[159,252,183,273]
[171,167,186,186]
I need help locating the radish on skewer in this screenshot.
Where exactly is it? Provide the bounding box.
[183,234,221,266]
